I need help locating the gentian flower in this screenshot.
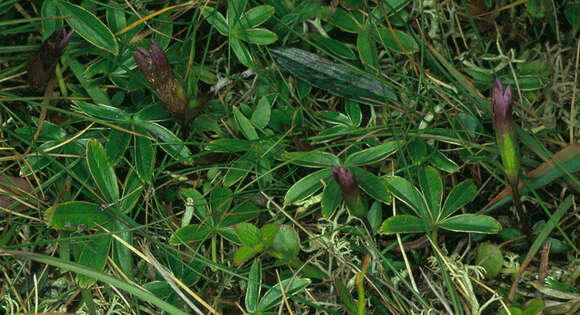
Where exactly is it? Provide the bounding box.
[133,39,197,126]
[492,79,520,187]
[331,166,367,218]
[27,27,74,89]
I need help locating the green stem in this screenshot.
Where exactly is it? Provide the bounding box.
[512,184,533,243]
[81,287,97,315]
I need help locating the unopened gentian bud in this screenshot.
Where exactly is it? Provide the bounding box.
[133,39,196,126]
[492,79,520,186]
[331,166,367,218]
[27,27,74,89]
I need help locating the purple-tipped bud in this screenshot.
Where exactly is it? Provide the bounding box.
[27,27,74,89]
[492,79,520,186]
[332,166,367,218]
[133,39,193,126]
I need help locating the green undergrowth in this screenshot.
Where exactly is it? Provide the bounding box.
[1,0,579,314]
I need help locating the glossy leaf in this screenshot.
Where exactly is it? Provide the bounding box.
[46,201,112,231]
[56,1,118,55]
[380,215,429,234]
[345,141,399,166]
[438,214,501,234]
[87,139,119,203]
[440,180,476,220]
[285,169,332,204]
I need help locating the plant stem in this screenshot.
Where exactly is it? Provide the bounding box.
[512,184,533,243]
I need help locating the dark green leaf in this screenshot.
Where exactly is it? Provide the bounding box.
[440,180,476,220]
[282,151,340,168]
[170,224,213,244]
[234,106,258,140]
[321,180,342,218]
[257,278,311,312]
[376,28,418,54]
[245,260,262,313]
[202,7,229,36]
[418,166,442,220]
[285,169,332,204]
[385,176,430,221]
[134,127,155,184]
[87,139,119,203]
[236,5,275,29]
[380,215,429,234]
[56,1,118,54]
[106,128,131,166]
[142,122,192,164]
[46,201,112,231]
[352,167,391,204]
[357,32,379,73]
[345,141,399,166]
[234,28,278,45]
[438,214,501,234]
[76,234,111,287]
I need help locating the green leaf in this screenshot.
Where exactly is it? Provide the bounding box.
[236,5,275,29]
[310,34,356,60]
[46,201,112,231]
[352,167,391,204]
[206,138,252,153]
[271,225,300,261]
[106,128,131,166]
[119,170,143,214]
[202,7,229,36]
[282,151,340,168]
[234,223,262,247]
[73,101,129,121]
[218,200,260,227]
[69,60,112,106]
[227,0,248,27]
[56,1,118,55]
[344,141,399,166]
[180,188,209,220]
[418,166,442,220]
[234,245,258,266]
[385,176,430,221]
[42,0,61,39]
[223,155,253,187]
[234,28,278,45]
[257,278,311,312]
[334,278,357,315]
[438,214,501,234]
[380,215,429,234]
[261,224,280,248]
[367,201,383,234]
[285,169,332,204]
[170,224,213,244]
[523,300,544,315]
[475,243,503,278]
[430,148,459,173]
[234,106,259,140]
[321,180,342,218]
[376,28,419,54]
[76,234,111,287]
[245,260,262,313]
[271,48,398,106]
[230,37,254,67]
[356,32,379,73]
[440,180,476,220]
[141,122,192,164]
[87,139,119,203]
[251,95,272,129]
[328,9,362,33]
[345,100,362,127]
[134,127,155,184]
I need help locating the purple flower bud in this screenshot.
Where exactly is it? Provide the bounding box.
[27,27,74,89]
[133,39,192,126]
[332,166,367,218]
[492,79,520,186]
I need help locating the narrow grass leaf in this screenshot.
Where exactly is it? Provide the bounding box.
[438,214,501,234]
[56,1,118,54]
[87,139,119,203]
